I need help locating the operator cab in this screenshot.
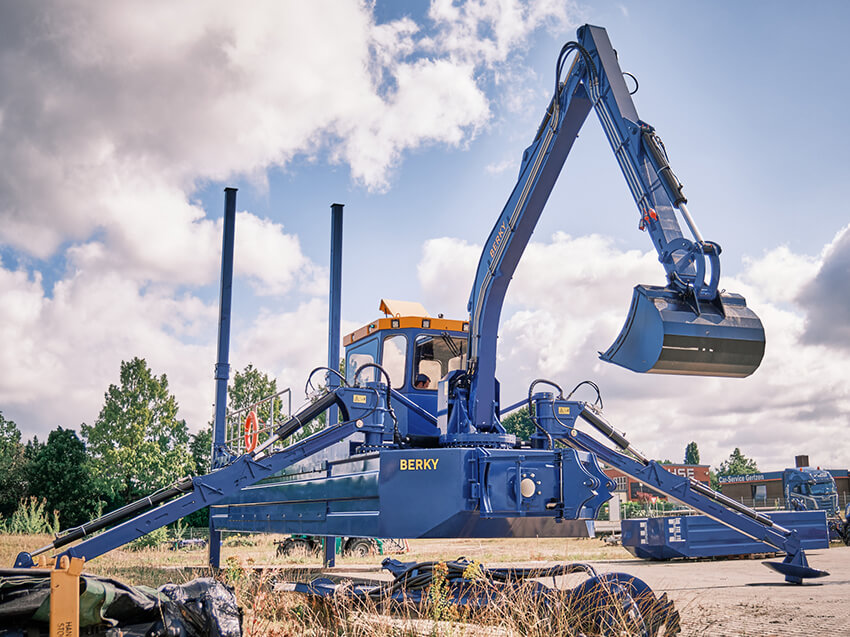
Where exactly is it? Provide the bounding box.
[344,299,467,441]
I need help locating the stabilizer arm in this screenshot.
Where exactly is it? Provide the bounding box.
[14,388,366,568]
[531,393,828,584]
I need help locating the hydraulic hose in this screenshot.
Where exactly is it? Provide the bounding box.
[32,477,195,556]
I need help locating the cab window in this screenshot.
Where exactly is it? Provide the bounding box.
[347,353,374,384]
[346,338,378,385]
[412,333,467,390]
[381,334,407,389]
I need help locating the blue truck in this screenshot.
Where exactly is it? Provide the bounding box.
[783,467,839,515]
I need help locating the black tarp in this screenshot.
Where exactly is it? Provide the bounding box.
[0,570,241,636]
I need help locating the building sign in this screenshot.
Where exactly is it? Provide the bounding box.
[669,466,697,479]
[718,474,766,484]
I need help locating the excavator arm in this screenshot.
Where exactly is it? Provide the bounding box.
[465,25,765,431]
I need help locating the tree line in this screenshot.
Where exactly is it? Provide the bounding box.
[0,357,283,531]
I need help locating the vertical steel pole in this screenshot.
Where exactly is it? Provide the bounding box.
[209,187,238,569]
[324,202,344,568]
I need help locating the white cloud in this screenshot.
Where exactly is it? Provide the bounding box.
[417,229,850,470]
[796,224,850,347]
[234,298,334,400]
[417,237,481,317]
[486,158,516,174]
[337,57,490,189]
[0,0,575,267]
[740,245,820,305]
[1,1,583,441]
[424,0,575,66]
[0,256,339,438]
[0,261,217,435]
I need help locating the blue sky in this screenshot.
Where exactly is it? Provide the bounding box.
[1,0,848,471]
[193,0,849,323]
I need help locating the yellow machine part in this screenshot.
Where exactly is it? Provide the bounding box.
[50,555,85,637]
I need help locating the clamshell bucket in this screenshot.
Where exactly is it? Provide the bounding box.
[600,285,765,378]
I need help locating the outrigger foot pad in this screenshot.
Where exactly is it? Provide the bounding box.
[762,560,829,584]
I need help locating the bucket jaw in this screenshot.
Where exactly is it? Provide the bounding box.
[600,284,765,378]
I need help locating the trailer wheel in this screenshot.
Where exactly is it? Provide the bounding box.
[277,538,314,557]
[346,538,376,557]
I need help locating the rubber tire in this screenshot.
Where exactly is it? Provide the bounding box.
[277,538,314,557]
[345,538,376,557]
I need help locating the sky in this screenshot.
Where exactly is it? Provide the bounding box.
[1,0,849,473]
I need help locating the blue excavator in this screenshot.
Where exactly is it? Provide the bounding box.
[13,23,826,637]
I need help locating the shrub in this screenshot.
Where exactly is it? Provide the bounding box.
[128,526,169,550]
[1,497,60,534]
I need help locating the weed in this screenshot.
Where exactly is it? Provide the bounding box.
[426,561,457,623]
[0,498,59,535]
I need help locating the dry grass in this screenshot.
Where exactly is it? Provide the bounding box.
[1,533,644,636]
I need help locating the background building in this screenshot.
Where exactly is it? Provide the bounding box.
[719,455,849,509]
[720,470,849,508]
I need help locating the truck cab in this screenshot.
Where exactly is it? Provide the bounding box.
[344,299,467,442]
[784,467,839,516]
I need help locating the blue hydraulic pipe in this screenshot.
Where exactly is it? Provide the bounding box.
[209,187,238,569]
[324,203,344,568]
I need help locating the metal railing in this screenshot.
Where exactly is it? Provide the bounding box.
[223,388,292,456]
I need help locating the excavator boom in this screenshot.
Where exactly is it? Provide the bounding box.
[465,25,765,428]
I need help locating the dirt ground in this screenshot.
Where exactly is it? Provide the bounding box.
[327,541,850,636]
[588,545,848,636]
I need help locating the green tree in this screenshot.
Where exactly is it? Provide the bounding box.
[502,407,535,441]
[27,427,101,527]
[0,412,27,517]
[709,470,720,491]
[684,441,700,465]
[229,364,286,426]
[190,425,212,475]
[717,447,759,476]
[24,436,44,464]
[82,357,193,506]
